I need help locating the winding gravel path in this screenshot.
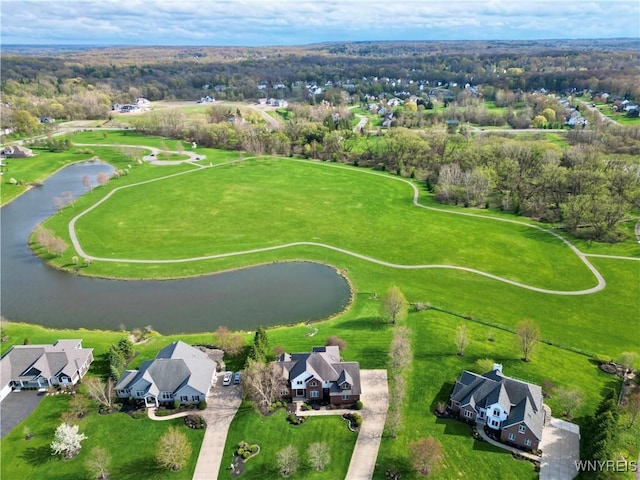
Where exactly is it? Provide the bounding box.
[65,153,636,296]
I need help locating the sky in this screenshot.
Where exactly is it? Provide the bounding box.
[1,0,639,46]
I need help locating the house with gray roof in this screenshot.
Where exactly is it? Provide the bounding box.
[449,364,545,451]
[0,339,93,401]
[115,341,216,407]
[276,346,361,407]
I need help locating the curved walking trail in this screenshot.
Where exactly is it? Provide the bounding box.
[66,150,639,296]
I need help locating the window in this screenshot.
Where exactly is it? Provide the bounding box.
[464,410,474,418]
[310,391,319,398]
[508,433,515,441]
[340,382,351,390]
[491,420,499,428]
[342,394,350,401]
[280,388,289,396]
[297,380,303,385]
[181,396,188,402]
[525,439,532,447]
[192,396,199,401]
[493,409,500,416]
[518,425,526,434]
[309,380,319,387]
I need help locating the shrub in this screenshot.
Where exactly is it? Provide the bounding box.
[354,400,363,410]
[242,451,251,459]
[197,400,207,410]
[353,413,363,427]
[172,400,180,410]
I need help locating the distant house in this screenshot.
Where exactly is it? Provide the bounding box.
[275,346,361,406]
[449,364,546,451]
[197,95,215,103]
[0,145,34,158]
[39,117,55,124]
[0,340,94,401]
[115,341,217,407]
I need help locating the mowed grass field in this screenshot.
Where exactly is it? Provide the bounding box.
[67,157,595,291]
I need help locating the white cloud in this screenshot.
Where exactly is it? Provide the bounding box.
[1,0,638,45]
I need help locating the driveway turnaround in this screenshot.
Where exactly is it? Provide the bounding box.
[539,417,580,480]
[346,369,389,480]
[192,378,242,480]
[1,391,45,439]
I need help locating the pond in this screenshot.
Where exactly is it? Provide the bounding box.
[0,161,351,334]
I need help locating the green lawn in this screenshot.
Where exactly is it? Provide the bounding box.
[218,405,358,479]
[0,395,204,480]
[54,157,598,292]
[373,309,624,480]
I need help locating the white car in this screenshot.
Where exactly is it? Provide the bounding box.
[222,372,233,386]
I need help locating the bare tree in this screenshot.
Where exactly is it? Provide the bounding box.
[381,286,408,325]
[156,426,192,471]
[307,442,330,471]
[82,175,93,192]
[85,446,111,480]
[276,445,299,478]
[515,319,540,362]
[272,345,285,358]
[35,226,54,251]
[62,190,75,207]
[53,196,65,211]
[84,377,115,411]
[409,437,444,477]
[326,336,347,352]
[556,387,583,420]
[96,172,110,186]
[51,237,68,257]
[454,325,469,356]
[243,359,286,413]
[69,393,90,418]
[625,392,640,427]
[389,326,412,369]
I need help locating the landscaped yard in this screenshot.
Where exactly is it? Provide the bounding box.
[218,404,358,479]
[0,395,204,480]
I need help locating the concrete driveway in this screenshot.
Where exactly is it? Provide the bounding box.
[346,369,389,480]
[1,390,46,439]
[539,417,580,480]
[192,376,242,480]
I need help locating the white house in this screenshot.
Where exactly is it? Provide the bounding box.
[0,340,94,401]
[115,341,217,407]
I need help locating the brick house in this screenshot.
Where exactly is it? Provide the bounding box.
[449,364,545,451]
[275,346,361,406]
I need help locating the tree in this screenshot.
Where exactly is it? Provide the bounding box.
[381,286,408,324]
[556,387,583,420]
[117,337,135,360]
[625,391,640,427]
[68,393,90,418]
[249,326,270,363]
[214,326,245,357]
[276,444,299,478]
[243,358,286,413]
[82,175,93,192]
[11,109,39,135]
[84,377,115,411]
[85,446,111,480]
[307,442,330,471]
[515,319,539,362]
[51,423,87,459]
[325,336,347,352]
[454,325,469,356]
[108,345,125,380]
[156,426,192,471]
[51,237,68,257]
[96,172,110,186]
[474,358,496,374]
[272,345,285,357]
[409,437,444,477]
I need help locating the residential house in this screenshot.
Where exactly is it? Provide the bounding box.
[0,145,34,158]
[115,341,216,407]
[0,340,94,401]
[276,346,361,406]
[449,364,545,451]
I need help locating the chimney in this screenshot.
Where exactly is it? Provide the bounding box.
[492,363,503,373]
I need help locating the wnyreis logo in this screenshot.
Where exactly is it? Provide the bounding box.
[575,460,638,473]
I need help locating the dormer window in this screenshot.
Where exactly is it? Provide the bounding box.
[518,425,526,434]
[309,380,319,387]
[340,382,351,390]
[493,408,500,416]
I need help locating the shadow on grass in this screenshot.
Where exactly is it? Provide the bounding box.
[115,455,166,480]
[472,439,505,454]
[358,346,390,369]
[20,445,53,466]
[429,381,455,411]
[336,317,387,331]
[375,453,412,478]
[435,417,472,437]
[91,352,111,378]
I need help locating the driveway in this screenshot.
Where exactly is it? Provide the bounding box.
[346,369,389,480]
[539,417,580,480]
[192,376,242,480]
[1,390,46,438]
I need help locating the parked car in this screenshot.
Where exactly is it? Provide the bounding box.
[233,371,241,384]
[222,371,233,386]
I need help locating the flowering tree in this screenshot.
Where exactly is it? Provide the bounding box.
[51,423,87,459]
